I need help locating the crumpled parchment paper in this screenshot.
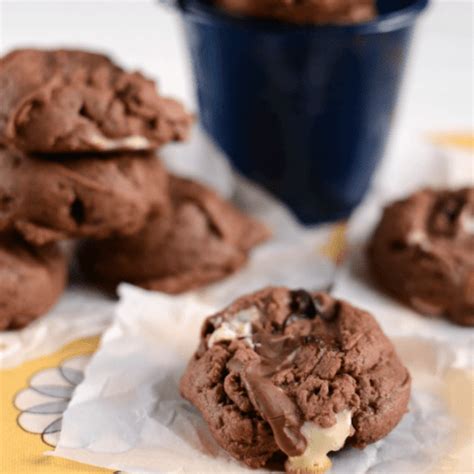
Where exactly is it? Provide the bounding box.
[52,285,469,474]
[0,283,115,369]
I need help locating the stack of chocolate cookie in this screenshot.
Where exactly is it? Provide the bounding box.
[0,49,269,330]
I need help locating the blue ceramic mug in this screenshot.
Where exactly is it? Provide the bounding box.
[173,0,428,223]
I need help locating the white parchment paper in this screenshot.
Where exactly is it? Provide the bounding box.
[0,283,115,369]
[52,285,468,474]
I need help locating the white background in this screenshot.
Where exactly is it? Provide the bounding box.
[1,0,472,143]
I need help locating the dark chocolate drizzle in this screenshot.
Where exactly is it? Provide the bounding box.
[291,289,319,319]
[231,333,306,457]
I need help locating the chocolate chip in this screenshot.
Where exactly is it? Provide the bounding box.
[78,104,92,119]
[202,318,218,337]
[429,193,466,236]
[70,196,85,225]
[303,335,317,345]
[290,289,319,319]
[444,197,463,221]
[0,194,13,212]
[389,240,407,252]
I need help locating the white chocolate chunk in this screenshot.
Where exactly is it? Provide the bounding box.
[208,306,260,349]
[87,134,151,150]
[407,230,431,251]
[286,410,352,474]
[462,213,474,235]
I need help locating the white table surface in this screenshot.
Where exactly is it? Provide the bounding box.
[1,0,472,139]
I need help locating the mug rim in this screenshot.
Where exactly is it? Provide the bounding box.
[177,0,429,33]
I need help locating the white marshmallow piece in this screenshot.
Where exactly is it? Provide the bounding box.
[87,134,151,150]
[407,229,431,251]
[286,410,352,474]
[207,306,260,349]
[462,213,474,235]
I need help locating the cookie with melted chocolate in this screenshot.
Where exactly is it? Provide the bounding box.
[180,287,410,471]
[368,187,474,326]
[78,175,270,294]
[0,147,169,245]
[0,49,193,153]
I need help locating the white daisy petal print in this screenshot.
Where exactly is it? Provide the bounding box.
[59,367,84,386]
[14,354,91,447]
[42,431,61,447]
[44,417,62,434]
[23,400,70,414]
[14,387,59,411]
[61,355,90,372]
[29,368,74,389]
[42,418,63,447]
[59,355,90,385]
[17,412,60,435]
[31,384,75,399]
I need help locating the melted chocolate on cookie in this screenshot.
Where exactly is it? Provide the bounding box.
[181,287,411,468]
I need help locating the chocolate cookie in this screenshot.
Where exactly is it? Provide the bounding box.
[214,0,376,25]
[78,175,270,293]
[180,287,410,472]
[0,147,168,245]
[368,188,474,327]
[0,49,193,153]
[0,235,67,330]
